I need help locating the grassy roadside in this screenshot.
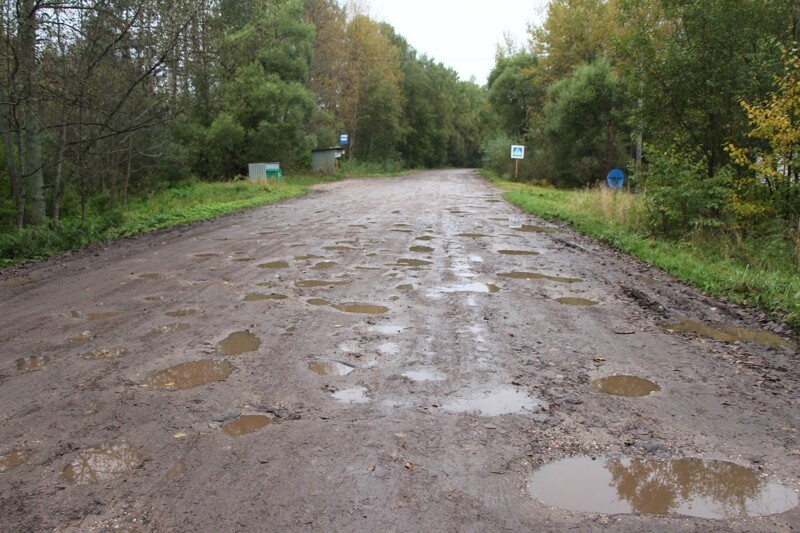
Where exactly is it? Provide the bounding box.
[481,171,800,330]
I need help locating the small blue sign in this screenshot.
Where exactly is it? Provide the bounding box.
[340,133,349,146]
[607,169,625,189]
[511,145,525,160]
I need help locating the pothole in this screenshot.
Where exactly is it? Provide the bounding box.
[429,283,500,295]
[15,356,52,372]
[658,316,794,350]
[295,280,352,288]
[527,456,799,518]
[257,261,289,269]
[498,250,540,256]
[396,284,414,292]
[591,376,660,397]
[221,415,273,437]
[63,443,143,485]
[218,331,261,356]
[333,386,370,404]
[231,257,255,262]
[402,369,446,382]
[456,233,492,238]
[312,261,337,270]
[409,246,434,253]
[415,236,434,241]
[307,298,331,306]
[308,361,356,376]
[442,387,541,416]
[387,259,432,267]
[556,297,598,306]
[243,293,287,302]
[499,272,583,284]
[0,449,32,472]
[83,347,127,360]
[332,303,389,315]
[0,277,33,288]
[144,360,235,390]
[138,273,161,280]
[193,253,219,258]
[72,310,124,321]
[353,324,406,335]
[166,309,198,317]
[324,245,356,251]
[66,331,94,345]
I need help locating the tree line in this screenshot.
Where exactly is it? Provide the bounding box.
[0,0,489,230]
[485,0,800,238]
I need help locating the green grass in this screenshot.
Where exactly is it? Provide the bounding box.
[481,170,800,330]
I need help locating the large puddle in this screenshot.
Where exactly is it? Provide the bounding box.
[456,233,492,238]
[409,246,434,253]
[295,280,352,288]
[308,361,356,376]
[332,303,389,315]
[388,258,432,267]
[403,369,446,382]
[442,387,541,416]
[658,316,794,350]
[312,261,338,270]
[556,297,598,306]
[528,456,798,518]
[16,356,52,372]
[333,386,370,404]
[592,376,660,397]
[499,272,583,284]
[218,331,261,356]
[72,310,123,321]
[63,443,143,485]
[144,360,235,391]
[0,449,32,472]
[258,261,289,269]
[243,293,287,302]
[429,283,500,295]
[221,415,273,437]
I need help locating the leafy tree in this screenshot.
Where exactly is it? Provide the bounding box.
[487,52,546,137]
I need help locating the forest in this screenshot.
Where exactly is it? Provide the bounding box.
[1,0,799,276]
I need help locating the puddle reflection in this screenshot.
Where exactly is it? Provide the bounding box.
[592,376,660,397]
[0,449,31,472]
[218,331,261,356]
[145,360,235,390]
[658,316,794,350]
[63,443,143,484]
[222,415,273,437]
[15,356,51,371]
[499,272,583,283]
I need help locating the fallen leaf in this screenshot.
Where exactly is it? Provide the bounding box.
[593,357,606,363]
[405,462,413,470]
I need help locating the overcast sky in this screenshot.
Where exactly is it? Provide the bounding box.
[361,0,549,85]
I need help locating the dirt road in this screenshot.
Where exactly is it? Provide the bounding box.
[1,170,798,531]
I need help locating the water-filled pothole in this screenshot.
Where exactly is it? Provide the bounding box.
[308,361,355,376]
[144,360,235,390]
[66,331,94,345]
[430,283,500,295]
[333,386,370,403]
[312,261,337,270]
[63,443,143,485]
[415,236,434,241]
[557,297,598,306]
[295,280,352,288]
[388,258,432,267]
[221,415,273,437]
[138,273,161,280]
[592,376,660,397]
[528,456,798,518]
[231,257,255,262]
[403,369,446,382]
[83,347,126,360]
[324,245,356,251]
[307,298,331,306]
[353,324,406,335]
[166,309,198,317]
[658,316,794,351]
[456,233,492,238]
[636,275,661,285]
[218,331,261,356]
[396,284,413,292]
[498,250,540,256]
[499,272,583,284]
[194,253,219,258]
[332,303,389,315]
[72,310,123,321]
[442,387,541,416]
[0,277,33,288]
[0,449,31,472]
[409,246,434,253]
[243,293,287,302]
[258,261,289,269]
[16,356,51,371]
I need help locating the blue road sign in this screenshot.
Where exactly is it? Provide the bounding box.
[511,145,525,160]
[607,169,625,189]
[340,133,349,146]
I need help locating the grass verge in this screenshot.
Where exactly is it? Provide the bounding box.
[482,170,800,330]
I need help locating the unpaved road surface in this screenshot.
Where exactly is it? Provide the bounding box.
[1,170,798,532]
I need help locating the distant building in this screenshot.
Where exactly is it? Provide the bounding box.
[312,148,344,176]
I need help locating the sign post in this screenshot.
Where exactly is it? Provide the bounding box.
[606,169,625,189]
[510,145,525,179]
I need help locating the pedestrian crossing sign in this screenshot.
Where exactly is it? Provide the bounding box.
[511,145,525,159]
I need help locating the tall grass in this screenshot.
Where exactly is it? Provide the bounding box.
[484,171,800,329]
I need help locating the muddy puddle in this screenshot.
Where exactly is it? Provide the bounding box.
[312,261,337,270]
[353,324,406,335]
[442,387,541,416]
[144,360,235,391]
[592,376,660,397]
[390,229,413,233]
[456,233,492,238]
[150,323,191,335]
[403,369,446,382]
[243,293,287,302]
[166,309,198,317]
[218,331,261,356]
[63,443,144,485]
[528,456,798,519]
[556,297,598,306]
[324,245,356,251]
[0,277,33,288]
[258,261,289,269]
[0,449,31,472]
[429,283,500,295]
[83,347,126,360]
[387,258,432,267]
[71,310,124,321]
[396,284,414,292]
[415,236,434,242]
[231,257,255,262]
[307,298,331,306]
[333,386,370,404]
[409,246,434,253]
[294,255,322,261]
[308,361,356,376]
[499,272,583,284]
[193,253,220,258]
[15,356,52,372]
[636,275,661,285]
[498,250,539,256]
[222,415,273,437]
[513,224,559,233]
[66,331,94,345]
[295,280,352,288]
[658,316,794,350]
[332,303,389,315]
[144,295,163,302]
